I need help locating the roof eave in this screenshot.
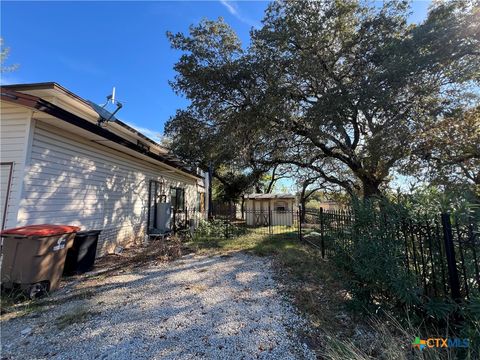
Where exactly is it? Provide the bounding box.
[0,88,201,180]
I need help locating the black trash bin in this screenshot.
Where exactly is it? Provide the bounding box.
[63,230,101,275]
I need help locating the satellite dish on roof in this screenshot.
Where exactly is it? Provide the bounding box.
[89,86,123,126]
[105,86,116,106]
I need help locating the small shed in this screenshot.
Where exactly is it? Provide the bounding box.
[244,194,296,226]
[317,201,345,212]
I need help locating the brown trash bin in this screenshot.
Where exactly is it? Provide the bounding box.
[1,224,80,298]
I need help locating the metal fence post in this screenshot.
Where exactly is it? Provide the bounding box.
[441,213,461,301]
[268,204,272,235]
[298,205,302,241]
[172,208,176,235]
[320,207,325,259]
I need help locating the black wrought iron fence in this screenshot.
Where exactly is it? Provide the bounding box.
[301,208,480,302]
[171,208,206,236]
[208,208,300,239]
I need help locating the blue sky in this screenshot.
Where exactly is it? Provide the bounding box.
[2,1,431,144]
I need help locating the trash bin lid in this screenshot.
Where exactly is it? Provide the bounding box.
[1,224,81,238]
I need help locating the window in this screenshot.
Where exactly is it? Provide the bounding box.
[171,187,185,211]
[275,201,287,212]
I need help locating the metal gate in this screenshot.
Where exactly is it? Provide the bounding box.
[212,207,301,239]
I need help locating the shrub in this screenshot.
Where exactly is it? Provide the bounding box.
[194,219,247,240]
[195,219,227,238]
[332,199,420,313]
[327,196,479,351]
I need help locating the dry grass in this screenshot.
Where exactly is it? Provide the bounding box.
[79,236,185,280]
[323,313,460,360]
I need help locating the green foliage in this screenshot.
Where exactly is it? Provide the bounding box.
[211,168,260,202]
[194,219,246,240]
[194,219,227,238]
[327,194,479,348]
[424,298,456,320]
[406,107,480,195]
[1,38,19,73]
[396,185,480,219]
[190,215,478,358]
[0,288,47,317]
[332,199,420,312]
[190,225,300,259]
[458,298,480,350]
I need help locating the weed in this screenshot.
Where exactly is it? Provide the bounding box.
[55,306,97,329]
[1,288,47,319]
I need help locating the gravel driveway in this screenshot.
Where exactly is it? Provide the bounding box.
[1,252,315,360]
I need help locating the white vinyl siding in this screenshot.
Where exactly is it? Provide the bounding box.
[0,163,13,228]
[19,120,197,254]
[0,103,32,229]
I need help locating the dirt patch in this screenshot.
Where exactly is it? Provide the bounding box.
[86,236,185,275]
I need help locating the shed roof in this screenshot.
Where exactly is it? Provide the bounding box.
[245,193,296,199]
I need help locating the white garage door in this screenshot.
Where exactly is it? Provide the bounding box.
[0,163,13,229]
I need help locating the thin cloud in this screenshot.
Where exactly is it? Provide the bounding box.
[220,0,238,15]
[219,0,260,28]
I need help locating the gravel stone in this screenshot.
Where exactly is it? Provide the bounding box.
[20,327,32,336]
[1,252,315,359]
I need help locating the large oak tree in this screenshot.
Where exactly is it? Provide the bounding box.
[165,0,479,197]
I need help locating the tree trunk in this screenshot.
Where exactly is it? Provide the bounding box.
[300,199,307,223]
[299,182,308,223]
[266,165,278,193]
[266,179,275,193]
[361,178,382,198]
[228,200,237,220]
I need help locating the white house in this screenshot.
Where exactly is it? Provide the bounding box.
[0,83,208,255]
[244,193,296,227]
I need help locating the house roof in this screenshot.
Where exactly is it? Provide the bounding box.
[245,193,296,199]
[0,83,201,179]
[2,82,168,149]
